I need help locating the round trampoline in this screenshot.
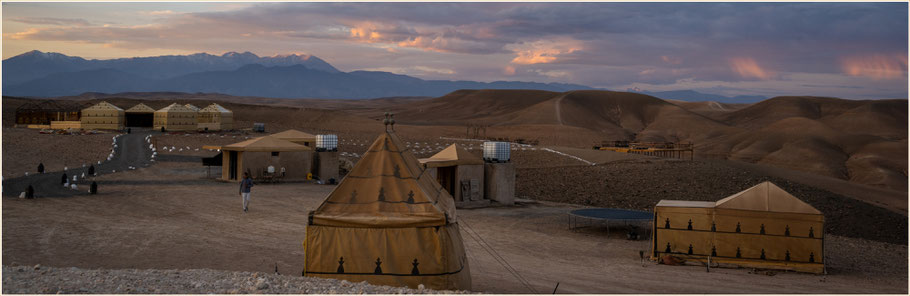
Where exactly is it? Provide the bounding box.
[570,208,653,221]
[567,208,653,239]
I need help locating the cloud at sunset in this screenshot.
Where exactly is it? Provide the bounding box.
[2,2,907,99]
[729,58,774,80]
[840,54,908,79]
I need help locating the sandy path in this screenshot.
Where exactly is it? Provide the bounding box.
[2,160,905,293]
[555,94,565,125]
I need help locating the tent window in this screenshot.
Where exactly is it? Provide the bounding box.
[272,152,280,157]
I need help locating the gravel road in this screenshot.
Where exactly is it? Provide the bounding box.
[2,265,467,294]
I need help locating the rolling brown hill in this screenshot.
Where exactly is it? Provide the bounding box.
[8,90,906,191]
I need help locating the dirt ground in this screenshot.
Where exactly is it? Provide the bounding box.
[2,128,118,179]
[2,159,906,293]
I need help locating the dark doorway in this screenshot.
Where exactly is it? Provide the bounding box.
[436,166,457,198]
[229,151,238,180]
[125,113,154,127]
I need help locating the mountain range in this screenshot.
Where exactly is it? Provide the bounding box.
[3,50,762,101]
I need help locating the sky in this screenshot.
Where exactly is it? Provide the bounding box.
[2,2,907,99]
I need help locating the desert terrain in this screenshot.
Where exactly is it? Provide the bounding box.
[2,90,907,293]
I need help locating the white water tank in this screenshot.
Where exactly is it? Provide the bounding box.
[483,141,510,163]
[316,134,338,151]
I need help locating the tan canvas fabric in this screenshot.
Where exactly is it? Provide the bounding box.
[222,136,312,152]
[651,182,824,274]
[419,144,484,168]
[154,103,197,131]
[305,131,470,290]
[81,101,125,130]
[312,131,457,227]
[125,103,155,113]
[715,181,822,214]
[184,104,201,111]
[197,103,233,130]
[272,129,317,143]
[305,223,471,290]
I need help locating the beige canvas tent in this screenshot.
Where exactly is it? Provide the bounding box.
[304,131,471,290]
[80,101,124,130]
[220,136,312,181]
[419,144,486,207]
[197,103,234,131]
[272,129,316,147]
[125,103,155,127]
[651,182,825,273]
[154,103,197,131]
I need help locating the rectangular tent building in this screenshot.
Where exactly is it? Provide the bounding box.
[419,144,486,207]
[197,103,234,131]
[651,181,825,273]
[154,103,197,131]
[80,101,124,130]
[220,135,313,181]
[125,103,155,127]
[304,131,471,291]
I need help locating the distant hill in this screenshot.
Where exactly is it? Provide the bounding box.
[2,50,340,86]
[2,50,594,98]
[630,89,767,103]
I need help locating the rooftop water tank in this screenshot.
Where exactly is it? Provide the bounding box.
[316,134,338,152]
[483,141,510,163]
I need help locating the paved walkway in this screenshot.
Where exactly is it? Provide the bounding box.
[2,129,157,198]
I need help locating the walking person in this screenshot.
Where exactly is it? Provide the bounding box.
[239,172,254,213]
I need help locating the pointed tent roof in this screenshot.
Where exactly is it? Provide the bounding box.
[272,129,316,142]
[155,103,195,113]
[222,135,312,152]
[199,103,232,114]
[83,101,123,111]
[419,144,484,168]
[714,181,821,214]
[312,131,457,228]
[184,104,201,111]
[125,103,155,113]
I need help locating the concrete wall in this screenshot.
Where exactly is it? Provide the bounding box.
[223,150,312,181]
[314,151,339,181]
[484,162,515,205]
[455,164,485,202]
[241,151,313,180]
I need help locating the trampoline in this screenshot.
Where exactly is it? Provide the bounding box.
[568,208,653,239]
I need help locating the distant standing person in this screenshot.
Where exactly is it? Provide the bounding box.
[239,172,254,213]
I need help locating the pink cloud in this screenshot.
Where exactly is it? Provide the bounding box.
[728,57,773,80]
[840,54,907,79]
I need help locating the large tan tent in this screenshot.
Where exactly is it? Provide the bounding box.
[125,103,155,127]
[651,182,825,273]
[197,103,234,131]
[272,129,316,147]
[154,103,197,131]
[220,136,312,181]
[80,101,124,130]
[419,144,486,207]
[304,131,471,290]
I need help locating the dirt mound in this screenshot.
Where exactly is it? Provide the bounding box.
[719,96,864,129]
